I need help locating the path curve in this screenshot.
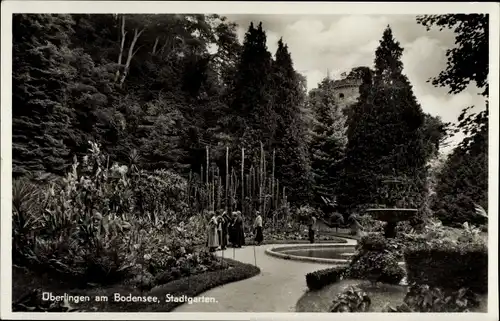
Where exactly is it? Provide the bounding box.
[172,238,357,312]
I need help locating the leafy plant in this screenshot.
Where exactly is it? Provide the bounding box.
[384,284,482,312]
[14,143,227,287]
[329,286,371,312]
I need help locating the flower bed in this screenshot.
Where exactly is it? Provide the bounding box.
[13,258,259,312]
[12,143,224,292]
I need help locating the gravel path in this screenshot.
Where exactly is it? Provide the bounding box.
[172,238,357,312]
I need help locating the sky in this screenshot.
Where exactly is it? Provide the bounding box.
[225,14,487,152]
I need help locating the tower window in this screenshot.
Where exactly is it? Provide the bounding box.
[339,93,345,99]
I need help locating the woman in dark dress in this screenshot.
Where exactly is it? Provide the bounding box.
[220,211,230,250]
[234,212,245,247]
[228,212,237,247]
[236,211,245,246]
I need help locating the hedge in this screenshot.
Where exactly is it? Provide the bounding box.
[146,258,260,311]
[306,267,346,291]
[404,243,487,294]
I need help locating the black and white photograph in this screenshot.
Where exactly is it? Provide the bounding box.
[1,1,498,320]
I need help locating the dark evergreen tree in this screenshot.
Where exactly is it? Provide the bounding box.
[271,39,312,204]
[12,14,77,176]
[308,77,347,206]
[228,22,274,164]
[340,26,429,210]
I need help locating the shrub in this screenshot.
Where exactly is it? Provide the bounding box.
[305,267,346,291]
[329,286,371,312]
[357,233,387,251]
[346,251,405,285]
[357,233,404,260]
[345,232,406,285]
[404,242,487,294]
[383,284,482,312]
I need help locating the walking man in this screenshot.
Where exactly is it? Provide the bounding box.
[253,211,263,245]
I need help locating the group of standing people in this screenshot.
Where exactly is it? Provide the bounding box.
[206,210,264,252]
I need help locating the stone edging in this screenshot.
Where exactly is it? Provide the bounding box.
[265,243,354,265]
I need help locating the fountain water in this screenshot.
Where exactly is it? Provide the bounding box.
[365,177,418,238]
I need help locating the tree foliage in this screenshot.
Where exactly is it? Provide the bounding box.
[418,14,489,227]
[339,26,434,210]
[308,76,347,205]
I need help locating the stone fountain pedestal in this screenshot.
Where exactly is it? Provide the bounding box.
[365,208,418,238]
[365,178,418,238]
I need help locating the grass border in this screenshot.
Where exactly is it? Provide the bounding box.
[145,257,260,312]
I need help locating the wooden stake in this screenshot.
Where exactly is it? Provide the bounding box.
[253,243,257,267]
[241,147,245,216]
[226,146,229,215]
[272,149,275,209]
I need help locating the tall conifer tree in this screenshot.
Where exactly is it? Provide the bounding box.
[309,77,347,205]
[229,22,274,164]
[271,38,312,204]
[340,26,429,210]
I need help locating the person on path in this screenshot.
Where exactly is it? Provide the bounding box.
[308,214,317,244]
[253,211,263,245]
[237,211,246,246]
[219,211,230,250]
[231,211,244,248]
[216,211,223,249]
[228,211,237,247]
[206,211,219,252]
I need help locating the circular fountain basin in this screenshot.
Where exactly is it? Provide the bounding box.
[265,244,356,265]
[365,208,418,223]
[266,243,407,268]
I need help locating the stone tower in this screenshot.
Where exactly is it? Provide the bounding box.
[332,78,363,110]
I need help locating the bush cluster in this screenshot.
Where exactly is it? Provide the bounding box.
[305,267,346,291]
[401,219,487,294]
[345,233,405,285]
[404,242,487,294]
[12,143,223,287]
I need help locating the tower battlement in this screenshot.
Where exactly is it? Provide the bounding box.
[333,78,363,89]
[332,77,362,109]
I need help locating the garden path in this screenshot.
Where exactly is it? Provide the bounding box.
[172,238,357,312]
